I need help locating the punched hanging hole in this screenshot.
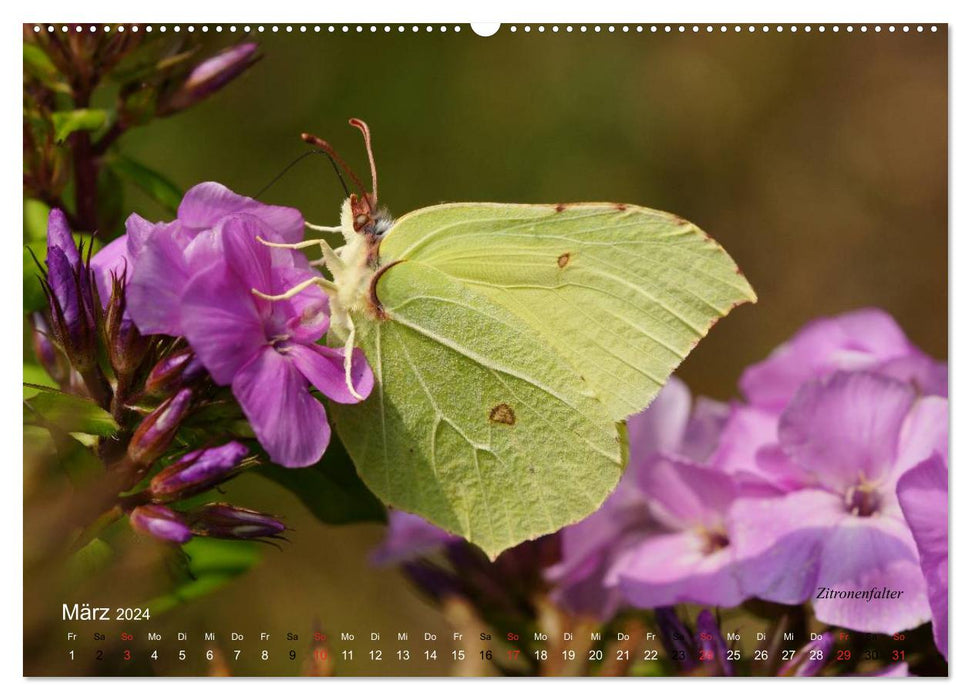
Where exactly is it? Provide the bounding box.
[471,23,501,37]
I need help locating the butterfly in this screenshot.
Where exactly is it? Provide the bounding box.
[257,119,756,558]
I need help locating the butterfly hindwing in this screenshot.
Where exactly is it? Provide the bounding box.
[329,258,623,558]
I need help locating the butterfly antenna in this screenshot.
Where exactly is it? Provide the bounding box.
[349,118,378,203]
[301,132,369,200]
[254,150,350,200]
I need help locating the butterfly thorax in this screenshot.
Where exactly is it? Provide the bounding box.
[327,198,394,340]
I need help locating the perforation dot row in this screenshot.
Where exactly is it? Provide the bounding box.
[30,24,939,35]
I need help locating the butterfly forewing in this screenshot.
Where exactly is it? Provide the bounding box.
[379,203,757,421]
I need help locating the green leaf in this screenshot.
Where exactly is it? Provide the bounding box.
[145,539,260,615]
[330,202,756,558]
[256,436,386,525]
[24,386,119,437]
[23,364,57,397]
[50,109,109,142]
[108,154,182,213]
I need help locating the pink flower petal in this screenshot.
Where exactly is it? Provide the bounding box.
[287,343,374,404]
[178,182,304,242]
[231,347,330,467]
[778,372,915,492]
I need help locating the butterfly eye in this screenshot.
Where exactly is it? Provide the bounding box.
[354,213,370,228]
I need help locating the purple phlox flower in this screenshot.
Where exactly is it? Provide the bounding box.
[729,371,946,634]
[716,308,946,496]
[90,181,305,338]
[150,441,249,501]
[547,378,731,618]
[654,607,697,671]
[604,453,745,609]
[371,510,461,566]
[897,452,948,660]
[740,308,945,411]
[129,504,193,544]
[144,349,206,396]
[180,218,373,467]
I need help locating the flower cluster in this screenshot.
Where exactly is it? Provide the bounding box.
[32,182,374,548]
[92,182,373,467]
[374,308,948,672]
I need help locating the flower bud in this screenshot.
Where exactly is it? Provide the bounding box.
[778,632,834,676]
[103,274,149,377]
[43,210,99,373]
[129,504,192,544]
[695,609,732,676]
[159,43,259,115]
[30,313,70,385]
[187,504,285,540]
[128,388,193,466]
[150,442,249,501]
[655,607,697,671]
[144,349,205,396]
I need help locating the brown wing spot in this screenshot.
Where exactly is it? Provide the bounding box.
[557,252,571,268]
[489,403,516,426]
[614,203,627,211]
[554,204,567,213]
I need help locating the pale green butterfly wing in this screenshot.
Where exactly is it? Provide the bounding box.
[331,202,755,557]
[377,203,757,421]
[329,259,623,558]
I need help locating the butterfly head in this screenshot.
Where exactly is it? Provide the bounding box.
[301,118,390,239]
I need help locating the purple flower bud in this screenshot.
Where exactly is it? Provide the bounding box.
[144,350,206,396]
[129,504,192,544]
[695,609,732,676]
[104,273,149,377]
[128,388,193,466]
[43,210,99,373]
[654,607,697,671]
[778,632,834,676]
[30,313,69,385]
[150,442,249,501]
[187,503,285,540]
[160,43,259,114]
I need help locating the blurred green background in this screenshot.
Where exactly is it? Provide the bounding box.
[26,25,947,675]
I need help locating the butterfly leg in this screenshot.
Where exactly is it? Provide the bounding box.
[256,235,345,276]
[341,314,366,401]
[250,276,337,301]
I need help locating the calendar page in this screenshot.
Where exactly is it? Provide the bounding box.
[21,19,948,679]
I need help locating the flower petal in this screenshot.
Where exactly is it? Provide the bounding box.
[608,531,745,608]
[778,371,915,491]
[897,454,948,659]
[729,489,843,604]
[813,515,930,634]
[287,343,374,403]
[126,223,194,336]
[627,376,691,462]
[892,396,948,480]
[180,259,266,385]
[90,234,131,303]
[740,308,914,410]
[637,456,735,531]
[232,348,330,467]
[178,182,304,242]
